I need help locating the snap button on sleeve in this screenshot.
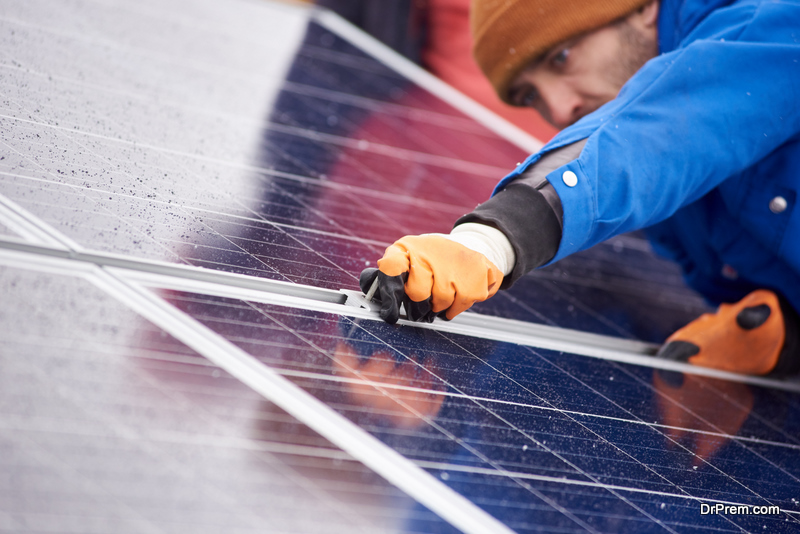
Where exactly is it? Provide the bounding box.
[562,170,578,187]
[769,196,787,214]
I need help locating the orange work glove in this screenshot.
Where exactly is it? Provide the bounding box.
[656,289,786,375]
[362,235,504,324]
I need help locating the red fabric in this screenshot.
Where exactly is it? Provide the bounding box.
[421,0,559,144]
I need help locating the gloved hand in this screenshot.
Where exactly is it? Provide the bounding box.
[360,234,504,324]
[656,289,787,375]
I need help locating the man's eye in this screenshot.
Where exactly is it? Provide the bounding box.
[551,48,570,67]
[520,88,538,107]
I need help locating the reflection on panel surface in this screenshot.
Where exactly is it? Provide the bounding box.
[165,288,800,533]
[0,0,709,343]
[0,266,453,534]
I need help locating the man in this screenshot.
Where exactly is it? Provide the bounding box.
[361,0,800,376]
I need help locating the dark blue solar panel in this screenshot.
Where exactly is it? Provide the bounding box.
[2,0,796,532]
[163,289,800,533]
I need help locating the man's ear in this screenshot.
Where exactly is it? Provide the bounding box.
[629,0,660,29]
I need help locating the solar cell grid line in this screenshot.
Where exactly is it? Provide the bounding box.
[560,384,798,529]
[427,350,698,522]
[541,349,800,449]
[255,362,796,459]
[262,120,512,178]
[614,357,800,450]
[612,368,800,504]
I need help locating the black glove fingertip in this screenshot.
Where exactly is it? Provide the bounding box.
[359,268,380,295]
[378,272,405,325]
[406,297,435,323]
[656,340,700,362]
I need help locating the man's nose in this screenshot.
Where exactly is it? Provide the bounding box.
[540,84,584,129]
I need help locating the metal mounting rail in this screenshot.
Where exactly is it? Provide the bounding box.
[0,239,346,304]
[2,239,799,393]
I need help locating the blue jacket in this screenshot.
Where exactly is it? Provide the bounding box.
[493,0,800,311]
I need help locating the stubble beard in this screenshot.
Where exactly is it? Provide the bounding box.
[611,19,660,95]
[570,21,658,125]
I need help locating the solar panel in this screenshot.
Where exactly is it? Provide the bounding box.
[0,264,456,534]
[2,0,799,532]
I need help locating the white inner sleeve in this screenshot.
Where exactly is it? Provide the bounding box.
[431,223,516,276]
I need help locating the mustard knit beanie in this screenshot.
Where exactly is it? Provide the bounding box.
[471,0,651,103]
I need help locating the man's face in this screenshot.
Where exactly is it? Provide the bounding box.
[507,6,659,129]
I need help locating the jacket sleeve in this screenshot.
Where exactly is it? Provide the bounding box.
[454,141,585,287]
[503,0,800,265]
